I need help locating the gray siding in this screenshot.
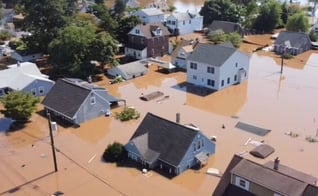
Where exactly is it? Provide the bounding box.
[74,91,110,124]
[23,79,54,97]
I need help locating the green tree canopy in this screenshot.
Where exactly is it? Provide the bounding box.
[253,0,282,32]
[286,13,309,32]
[0,91,40,122]
[227,32,243,47]
[102,142,125,162]
[199,0,243,26]
[208,30,242,47]
[19,0,71,53]
[116,15,141,44]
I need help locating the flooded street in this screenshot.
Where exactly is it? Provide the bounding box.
[1,52,318,195]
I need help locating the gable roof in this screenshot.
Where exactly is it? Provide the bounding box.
[139,8,164,16]
[0,62,53,90]
[187,43,237,66]
[42,78,105,119]
[130,23,170,39]
[274,31,311,48]
[208,20,243,35]
[171,40,193,59]
[129,112,199,166]
[168,11,199,21]
[213,155,318,196]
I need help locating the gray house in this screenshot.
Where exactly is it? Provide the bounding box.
[0,62,54,97]
[274,31,312,55]
[107,59,149,80]
[213,155,318,196]
[42,78,124,125]
[207,20,244,37]
[125,112,216,176]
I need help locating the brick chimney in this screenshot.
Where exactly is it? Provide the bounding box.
[274,157,280,170]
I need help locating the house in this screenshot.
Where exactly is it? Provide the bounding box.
[274,31,312,56]
[125,0,139,8]
[125,23,171,60]
[186,42,249,91]
[132,8,164,24]
[125,112,216,176]
[207,20,244,37]
[107,59,149,80]
[213,155,318,196]
[0,62,54,97]
[42,78,124,125]
[171,40,197,69]
[11,51,43,62]
[165,11,203,35]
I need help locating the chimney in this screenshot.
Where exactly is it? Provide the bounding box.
[176,112,180,123]
[17,61,20,67]
[274,157,280,170]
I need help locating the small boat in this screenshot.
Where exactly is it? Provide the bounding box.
[206,168,222,177]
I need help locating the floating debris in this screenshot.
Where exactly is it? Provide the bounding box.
[305,136,318,143]
[285,131,299,138]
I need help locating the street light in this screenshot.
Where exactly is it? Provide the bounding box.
[47,111,58,172]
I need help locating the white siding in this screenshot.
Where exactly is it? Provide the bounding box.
[125,47,147,60]
[165,14,203,35]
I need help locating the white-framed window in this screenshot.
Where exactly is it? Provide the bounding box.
[221,80,224,86]
[31,88,36,96]
[227,77,230,84]
[90,96,96,105]
[235,176,250,191]
[207,66,214,74]
[190,62,197,69]
[207,79,214,87]
[38,86,44,95]
[235,62,238,67]
[234,75,237,81]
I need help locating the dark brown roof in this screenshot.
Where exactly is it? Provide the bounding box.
[264,161,317,185]
[231,159,308,196]
[131,23,170,39]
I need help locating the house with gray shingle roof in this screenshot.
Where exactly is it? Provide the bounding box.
[107,59,149,80]
[125,112,216,177]
[0,62,54,97]
[207,20,244,37]
[274,31,312,55]
[186,42,249,91]
[125,23,171,59]
[165,10,203,35]
[42,78,124,125]
[213,155,318,196]
[132,8,164,24]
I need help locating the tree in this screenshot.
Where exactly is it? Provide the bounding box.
[95,0,105,4]
[113,0,126,17]
[228,32,242,47]
[49,24,97,79]
[253,0,282,32]
[286,13,309,32]
[200,0,243,26]
[116,15,141,44]
[19,0,70,53]
[0,91,40,122]
[241,0,259,29]
[115,107,140,121]
[102,142,125,162]
[208,29,227,44]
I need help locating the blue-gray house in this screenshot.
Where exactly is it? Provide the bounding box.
[0,62,54,97]
[125,112,216,176]
[42,78,124,125]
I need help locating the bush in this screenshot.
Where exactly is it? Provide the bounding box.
[115,107,140,121]
[102,142,125,162]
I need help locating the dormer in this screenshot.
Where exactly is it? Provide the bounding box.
[152,27,162,36]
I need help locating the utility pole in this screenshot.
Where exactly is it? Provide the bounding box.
[47,112,58,172]
[280,53,284,74]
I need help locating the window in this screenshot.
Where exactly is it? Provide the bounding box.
[167,21,171,25]
[90,96,96,105]
[207,66,214,74]
[172,21,175,25]
[31,88,36,96]
[207,79,215,87]
[183,21,185,25]
[189,20,191,24]
[193,143,196,151]
[235,62,238,67]
[227,77,230,84]
[197,141,201,149]
[193,75,197,80]
[235,176,250,191]
[39,87,44,95]
[234,75,237,81]
[221,80,224,86]
[190,62,197,69]
[239,179,246,187]
[135,29,140,34]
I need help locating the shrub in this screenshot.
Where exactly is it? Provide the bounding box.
[115,107,140,121]
[102,142,125,162]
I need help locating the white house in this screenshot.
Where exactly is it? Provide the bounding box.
[133,8,164,24]
[0,62,54,97]
[165,11,203,35]
[186,43,249,91]
[171,40,197,69]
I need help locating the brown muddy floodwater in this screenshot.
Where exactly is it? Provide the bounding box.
[1,52,318,195]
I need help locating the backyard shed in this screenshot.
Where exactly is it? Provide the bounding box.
[250,144,275,159]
